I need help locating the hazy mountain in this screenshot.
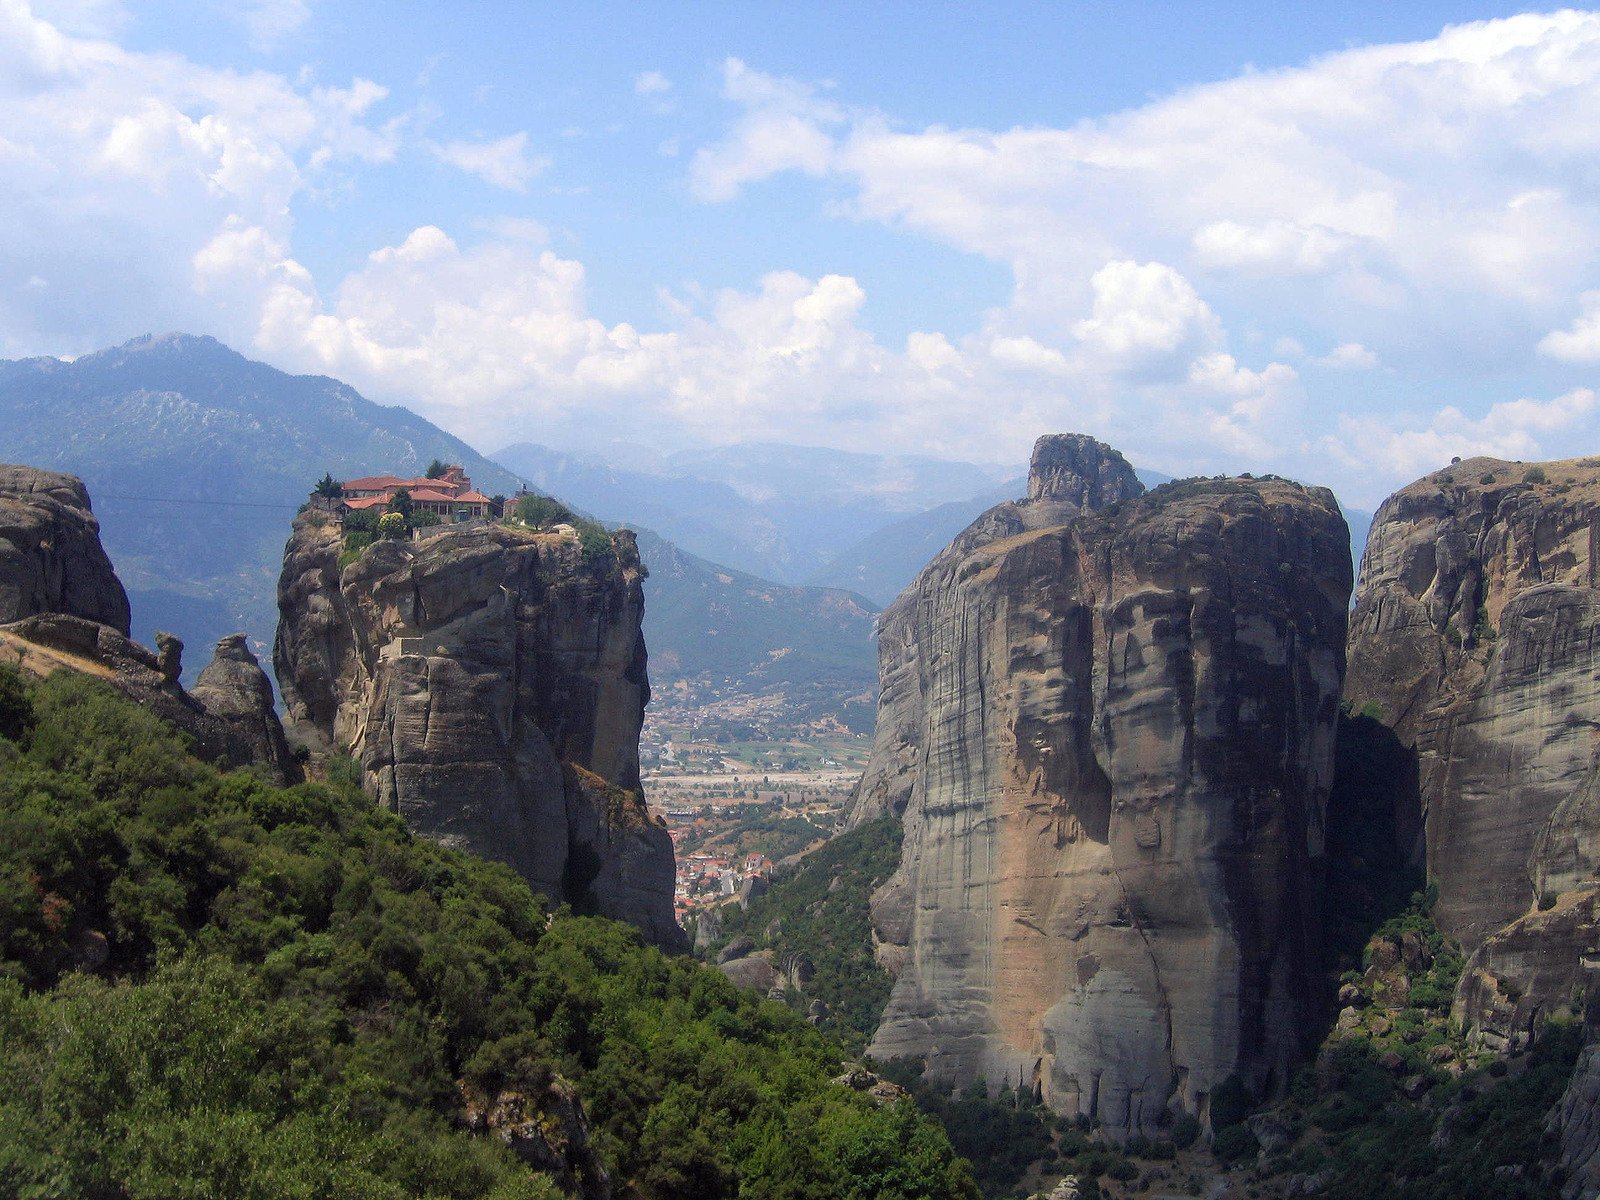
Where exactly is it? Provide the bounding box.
[634,529,879,724]
[0,334,520,674]
[808,468,1176,607]
[491,440,1011,584]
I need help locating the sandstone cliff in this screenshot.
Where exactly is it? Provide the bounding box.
[846,436,1351,1138]
[274,513,682,951]
[0,466,296,784]
[0,464,130,634]
[1346,457,1600,954]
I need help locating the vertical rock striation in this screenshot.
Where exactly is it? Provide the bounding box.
[274,513,683,951]
[847,436,1351,1137]
[1346,458,1600,953]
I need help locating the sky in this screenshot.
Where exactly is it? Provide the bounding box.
[5,1,1600,506]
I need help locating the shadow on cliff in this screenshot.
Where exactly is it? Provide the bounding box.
[1315,709,1426,1029]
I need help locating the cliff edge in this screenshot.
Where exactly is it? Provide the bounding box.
[274,513,683,951]
[845,435,1351,1138]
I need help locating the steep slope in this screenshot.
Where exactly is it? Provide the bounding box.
[1345,457,1600,955]
[846,436,1352,1138]
[0,334,521,674]
[275,512,682,950]
[633,528,878,715]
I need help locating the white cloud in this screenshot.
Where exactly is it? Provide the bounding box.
[1072,260,1221,371]
[428,131,545,192]
[694,14,1600,369]
[1328,389,1598,479]
[634,70,671,95]
[1539,291,1600,362]
[1314,342,1379,369]
[690,58,842,201]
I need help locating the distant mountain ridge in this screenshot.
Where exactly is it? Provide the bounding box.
[491,439,1011,586]
[0,333,522,671]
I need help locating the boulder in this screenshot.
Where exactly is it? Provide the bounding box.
[0,464,129,634]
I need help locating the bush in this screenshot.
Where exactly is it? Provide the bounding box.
[0,664,32,743]
[579,527,613,565]
[1211,1124,1259,1166]
[1524,466,1547,484]
[512,494,575,527]
[1479,473,1496,485]
[377,512,407,539]
[1170,1113,1202,1149]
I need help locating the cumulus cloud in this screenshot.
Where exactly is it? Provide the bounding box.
[1072,260,1221,372]
[1539,291,1600,362]
[428,131,546,191]
[694,14,1600,368]
[1328,389,1598,480]
[1314,342,1379,370]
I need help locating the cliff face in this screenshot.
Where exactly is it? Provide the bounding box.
[847,437,1351,1137]
[1346,458,1600,954]
[274,514,682,951]
[0,465,296,784]
[0,464,130,634]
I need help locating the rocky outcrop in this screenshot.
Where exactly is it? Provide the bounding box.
[189,633,297,779]
[0,464,130,634]
[274,513,682,951]
[0,613,298,784]
[1346,458,1600,953]
[0,464,296,783]
[846,437,1352,1138]
[1549,971,1600,1200]
[458,1077,611,1200]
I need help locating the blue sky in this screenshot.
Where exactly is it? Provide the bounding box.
[6,1,1600,505]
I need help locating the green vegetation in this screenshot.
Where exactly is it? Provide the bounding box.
[426,460,449,479]
[378,511,407,539]
[1524,466,1547,484]
[0,666,977,1200]
[707,818,902,1050]
[314,472,344,498]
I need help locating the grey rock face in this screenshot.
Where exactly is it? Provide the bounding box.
[189,634,297,782]
[846,445,1351,1138]
[0,463,130,634]
[1346,458,1600,953]
[274,514,683,951]
[1025,433,1144,507]
[1,612,298,784]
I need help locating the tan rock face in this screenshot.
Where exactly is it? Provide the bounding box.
[0,464,130,635]
[846,439,1351,1137]
[274,515,683,951]
[1346,457,1600,953]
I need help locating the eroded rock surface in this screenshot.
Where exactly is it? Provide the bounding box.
[0,463,130,634]
[1346,458,1600,953]
[0,464,296,783]
[846,437,1351,1138]
[274,513,682,950]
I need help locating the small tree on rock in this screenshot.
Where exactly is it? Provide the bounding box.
[314,473,343,498]
[388,489,413,519]
[378,512,407,539]
[425,459,448,479]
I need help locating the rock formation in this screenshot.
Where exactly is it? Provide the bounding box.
[274,512,683,951]
[1346,457,1600,954]
[0,463,130,633]
[1549,976,1600,1200]
[846,436,1352,1138]
[0,465,296,783]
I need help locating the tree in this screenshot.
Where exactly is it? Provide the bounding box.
[387,489,413,519]
[313,473,343,498]
[490,495,508,518]
[425,460,448,479]
[377,512,407,539]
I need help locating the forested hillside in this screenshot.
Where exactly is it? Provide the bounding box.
[0,665,976,1200]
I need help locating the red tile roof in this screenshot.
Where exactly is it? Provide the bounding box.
[407,488,459,503]
[342,495,389,510]
[455,490,491,504]
[343,475,407,491]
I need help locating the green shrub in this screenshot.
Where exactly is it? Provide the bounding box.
[1524,466,1547,484]
[512,494,574,527]
[1170,1113,1202,1149]
[1211,1124,1259,1166]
